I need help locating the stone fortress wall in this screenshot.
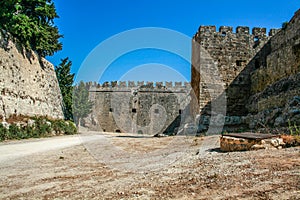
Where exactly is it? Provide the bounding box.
[85,9,300,134]
[0,31,64,120]
[2,9,296,134]
[246,9,300,129]
[192,9,300,132]
[84,81,191,135]
[192,24,279,116]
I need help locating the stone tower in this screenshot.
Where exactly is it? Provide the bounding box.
[191,25,279,116]
[191,9,300,132]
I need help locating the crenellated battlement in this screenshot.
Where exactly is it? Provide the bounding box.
[192,24,282,117]
[85,81,191,91]
[195,25,280,39]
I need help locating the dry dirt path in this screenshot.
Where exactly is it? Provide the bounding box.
[0,131,299,199]
[0,135,83,162]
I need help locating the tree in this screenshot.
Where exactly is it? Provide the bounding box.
[0,0,62,57]
[55,58,74,121]
[72,81,93,127]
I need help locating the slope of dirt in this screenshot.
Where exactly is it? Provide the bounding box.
[0,132,299,199]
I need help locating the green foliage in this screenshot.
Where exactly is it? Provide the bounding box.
[288,120,300,136]
[0,124,9,141]
[51,119,66,134]
[22,125,35,138]
[64,121,77,135]
[0,0,62,57]
[8,124,23,139]
[55,58,75,121]
[73,81,94,127]
[0,116,77,142]
[52,119,77,135]
[32,117,51,136]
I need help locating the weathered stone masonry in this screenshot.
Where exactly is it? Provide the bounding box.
[192,24,277,115]
[84,81,191,134]
[0,31,64,120]
[246,9,300,129]
[83,9,299,134]
[192,9,300,131]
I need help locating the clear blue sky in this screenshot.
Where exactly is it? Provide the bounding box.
[47,0,299,84]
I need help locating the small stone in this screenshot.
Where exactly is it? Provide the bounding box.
[251,144,266,150]
[274,117,284,127]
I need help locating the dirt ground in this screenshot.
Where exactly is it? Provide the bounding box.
[0,131,299,200]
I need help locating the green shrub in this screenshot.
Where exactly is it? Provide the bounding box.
[0,116,77,142]
[51,119,66,134]
[0,124,8,141]
[33,117,51,137]
[51,119,77,135]
[22,126,32,138]
[8,124,23,140]
[64,121,77,135]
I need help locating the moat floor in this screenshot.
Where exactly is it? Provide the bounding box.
[0,132,299,199]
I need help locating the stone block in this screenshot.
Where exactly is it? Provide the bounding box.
[220,136,257,152]
[220,136,286,152]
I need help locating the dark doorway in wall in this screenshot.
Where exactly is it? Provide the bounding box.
[132,108,137,113]
[109,108,113,112]
[179,109,182,114]
[115,129,121,133]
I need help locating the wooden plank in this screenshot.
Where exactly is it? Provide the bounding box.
[222,133,277,140]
